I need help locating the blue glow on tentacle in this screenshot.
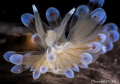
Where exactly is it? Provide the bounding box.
[89,0,105,7]
[11,64,31,73]
[75,5,89,17]
[90,8,106,22]
[46,7,62,30]
[79,63,88,68]
[3,51,16,62]
[46,52,56,63]
[67,7,106,42]
[106,30,119,42]
[31,34,45,50]
[11,65,23,73]
[102,23,118,32]
[21,13,50,33]
[64,67,74,78]
[104,42,114,51]
[46,7,67,42]
[21,13,34,27]
[10,54,23,64]
[30,66,35,71]
[33,70,41,79]
[97,33,106,43]
[70,5,89,29]
[98,13,106,25]
[40,65,48,73]
[80,53,93,64]
[46,7,60,22]
[72,64,80,72]
[99,45,107,54]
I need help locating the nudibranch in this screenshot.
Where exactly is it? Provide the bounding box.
[3,0,119,79]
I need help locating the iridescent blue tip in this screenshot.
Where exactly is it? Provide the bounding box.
[3,51,16,62]
[105,42,114,51]
[10,54,23,64]
[64,68,74,78]
[75,5,89,17]
[106,30,119,42]
[90,8,106,23]
[21,13,34,27]
[46,7,60,22]
[11,65,22,73]
[89,0,105,7]
[33,70,41,79]
[102,23,118,32]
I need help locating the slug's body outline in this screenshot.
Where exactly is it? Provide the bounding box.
[3,0,119,79]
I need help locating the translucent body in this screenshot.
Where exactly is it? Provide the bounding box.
[3,0,119,79]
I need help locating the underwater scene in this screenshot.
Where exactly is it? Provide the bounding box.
[0,0,120,84]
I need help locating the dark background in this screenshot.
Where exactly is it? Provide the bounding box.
[0,0,119,27]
